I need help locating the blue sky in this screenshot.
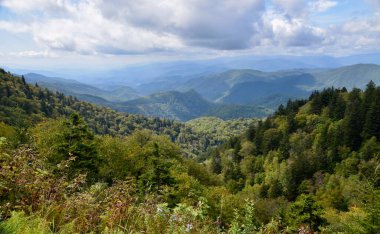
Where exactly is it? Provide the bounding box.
[0,0,379,72]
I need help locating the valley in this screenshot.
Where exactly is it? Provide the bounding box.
[24,63,380,121]
[1,68,379,233]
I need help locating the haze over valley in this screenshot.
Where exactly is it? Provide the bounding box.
[21,62,380,121]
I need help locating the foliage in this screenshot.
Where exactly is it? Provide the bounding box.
[0,69,379,233]
[0,70,251,158]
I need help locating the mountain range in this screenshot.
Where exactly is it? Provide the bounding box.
[113,90,271,121]
[23,63,380,121]
[72,53,380,88]
[25,73,139,102]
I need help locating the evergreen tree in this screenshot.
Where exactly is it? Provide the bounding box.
[21,75,26,85]
[363,87,380,140]
[343,89,363,150]
[57,113,101,181]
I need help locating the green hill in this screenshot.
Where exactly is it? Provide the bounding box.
[24,73,139,102]
[1,67,379,233]
[176,69,316,110]
[312,64,380,89]
[0,69,253,157]
[177,64,380,109]
[23,64,380,120]
[116,89,270,121]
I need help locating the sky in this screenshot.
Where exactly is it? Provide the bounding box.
[0,0,379,73]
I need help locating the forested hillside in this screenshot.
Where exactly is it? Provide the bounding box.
[116,90,269,121]
[0,68,379,233]
[23,64,380,120]
[23,72,271,121]
[205,82,380,232]
[24,73,139,102]
[0,69,249,158]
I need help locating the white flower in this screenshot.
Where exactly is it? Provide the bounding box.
[186,223,193,232]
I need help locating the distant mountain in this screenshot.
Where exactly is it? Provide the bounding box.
[24,73,139,102]
[311,64,380,90]
[75,53,380,92]
[177,69,315,107]
[21,64,380,120]
[22,72,271,121]
[114,90,270,121]
[176,64,380,109]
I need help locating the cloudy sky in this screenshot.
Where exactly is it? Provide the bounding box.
[0,0,379,72]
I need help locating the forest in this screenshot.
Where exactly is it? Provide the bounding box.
[0,68,379,233]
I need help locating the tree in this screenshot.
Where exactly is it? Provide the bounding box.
[21,75,26,85]
[343,89,363,150]
[31,114,101,182]
[58,113,101,181]
[289,194,326,232]
[363,87,380,140]
[210,149,222,174]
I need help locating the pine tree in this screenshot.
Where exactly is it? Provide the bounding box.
[363,87,380,140]
[57,113,101,182]
[21,75,26,85]
[343,89,363,150]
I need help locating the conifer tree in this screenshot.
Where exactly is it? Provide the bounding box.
[343,89,363,150]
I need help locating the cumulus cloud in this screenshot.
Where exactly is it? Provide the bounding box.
[0,21,30,33]
[0,0,71,16]
[0,0,379,56]
[272,0,337,16]
[31,4,184,54]
[258,10,326,47]
[337,12,380,51]
[97,0,266,50]
[309,0,338,12]
[0,0,266,53]
[272,0,307,16]
[0,0,185,54]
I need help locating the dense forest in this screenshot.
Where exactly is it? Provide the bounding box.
[0,69,253,158]
[0,68,379,233]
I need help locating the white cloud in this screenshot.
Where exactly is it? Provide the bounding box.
[258,11,326,47]
[0,0,265,53]
[0,21,30,33]
[272,0,307,16]
[97,0,266,50]
[1,0,185,54]
[9,50,56,58]
[0,0,71,14]
[0,0,379,57]
[309,0,338,12]
[337,12,380,50]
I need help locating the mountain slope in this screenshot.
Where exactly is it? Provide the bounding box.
[312,64,380,89]
[72,53,380,89]
[116,90,212,121]
[177,64,380,109]
[177,69,316,108]
[23,64,380,120]
[219,73,314,106]
[115,90,270,121]
[0,69,254,157]
[24,73,139,102]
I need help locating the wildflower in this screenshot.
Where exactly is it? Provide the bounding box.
[170,214,177,222]
[186,223,193,232]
